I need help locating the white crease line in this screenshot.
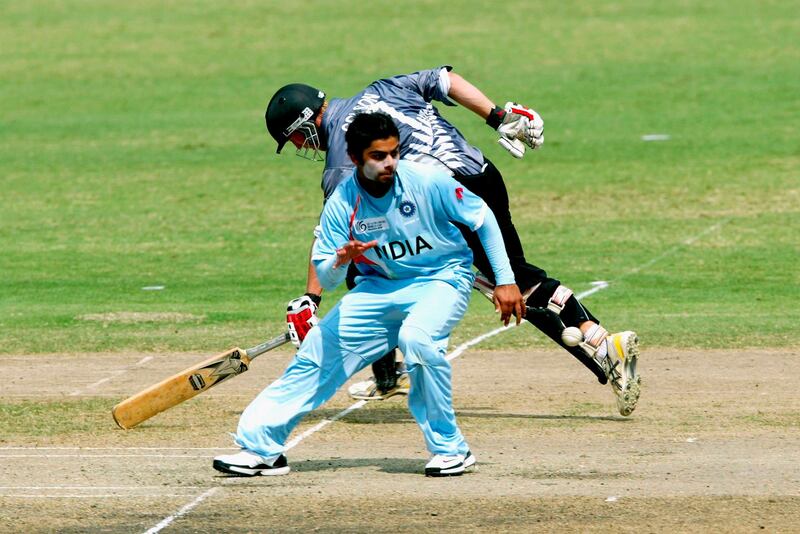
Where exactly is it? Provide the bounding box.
[140,320,524,533]
[149,219,738,532]
[0,447,237,451]
[2,494,202,499]
[444,281,607,362]
[144,487,218,534]
[0,454,213,458]
[619,219,730,279]
[0,486,204,490]
[277,218,730,450]
[284,400,368,451]
[573,280,609,300]
[69,356,153,396]
[2,394,257,398]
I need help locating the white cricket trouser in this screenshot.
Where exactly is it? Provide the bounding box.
[234,275,472,459]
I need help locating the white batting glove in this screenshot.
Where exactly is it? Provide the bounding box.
[497,102,544,158]
[286,294,320,348]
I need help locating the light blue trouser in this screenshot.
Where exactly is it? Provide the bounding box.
[234,276,472,459]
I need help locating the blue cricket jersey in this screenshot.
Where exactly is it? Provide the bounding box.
[312,161,495,291]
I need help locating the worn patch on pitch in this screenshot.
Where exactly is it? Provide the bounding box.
[76,312,205,324]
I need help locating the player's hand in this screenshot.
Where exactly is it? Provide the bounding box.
[286,294,320,347]
[493,284,526,326]
[497,102,544,158]
[334,239,378,268]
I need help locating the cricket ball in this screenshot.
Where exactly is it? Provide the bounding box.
[561,326,583,347]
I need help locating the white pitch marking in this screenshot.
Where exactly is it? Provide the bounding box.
[0,454,212,458]
[3,494,200,499]
[142,220,735,532]
[143,487,218,534]
[4,393,256,398]
[8,218,729,460]
[0,486,202,490]
[619,219,730,280]
[276,282,606,453]
[641,134,670,141]
[140,227,688,530]
[276,218,731,449]
[284,400,367,451]
[69,356,153,396]
[0,447,237,451]
[573,280,609,300]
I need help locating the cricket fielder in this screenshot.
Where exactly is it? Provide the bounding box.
[265,66,640,416]
[214,112,525,477]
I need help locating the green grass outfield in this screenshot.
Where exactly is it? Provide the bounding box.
[1,0,797,354]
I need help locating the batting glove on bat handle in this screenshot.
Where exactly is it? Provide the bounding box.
[286,294,320,348]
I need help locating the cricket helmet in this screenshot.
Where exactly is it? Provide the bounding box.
[265,83,326,155]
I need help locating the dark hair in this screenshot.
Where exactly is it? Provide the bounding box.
[345,112,399,162]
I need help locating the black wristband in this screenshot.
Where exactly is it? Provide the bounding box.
[304,292,322,306]
[485,106,506,130]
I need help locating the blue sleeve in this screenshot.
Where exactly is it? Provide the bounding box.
[426,169,514,285]
[381,66,455,106]
[475,209,515,286]
[429,171,489,231]
[310,194,351,290]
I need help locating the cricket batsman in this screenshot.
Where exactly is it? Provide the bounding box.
[214,112,525,476]
[266,66,640,416]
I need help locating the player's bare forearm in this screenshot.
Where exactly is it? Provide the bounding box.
[447,72,496,120]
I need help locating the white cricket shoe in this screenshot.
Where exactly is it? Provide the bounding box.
[213,450,290,476]
[463,450,477,471]
[424,450,476,477]
[602,331,641,416]
[348,373,410,401]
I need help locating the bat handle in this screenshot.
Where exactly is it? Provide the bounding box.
[244,332,291,360]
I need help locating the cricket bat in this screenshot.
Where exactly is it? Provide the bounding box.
[112,332,291,429]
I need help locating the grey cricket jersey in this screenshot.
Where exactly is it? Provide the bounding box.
[319,66,486,201]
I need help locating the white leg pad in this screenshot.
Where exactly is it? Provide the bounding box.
[546,285,573,315]
[580,324,608,358]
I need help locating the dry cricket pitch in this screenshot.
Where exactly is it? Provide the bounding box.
[1,346,799,532]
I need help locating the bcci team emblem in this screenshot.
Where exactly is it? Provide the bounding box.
[398,200,416,218]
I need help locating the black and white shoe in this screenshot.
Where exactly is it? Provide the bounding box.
[213,450,290,476]
[425,450,476,477]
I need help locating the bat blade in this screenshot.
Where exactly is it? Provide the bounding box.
[112,332,290,429]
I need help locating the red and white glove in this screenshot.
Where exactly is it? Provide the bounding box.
[496,102,544,158]
[286,294,320,348]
